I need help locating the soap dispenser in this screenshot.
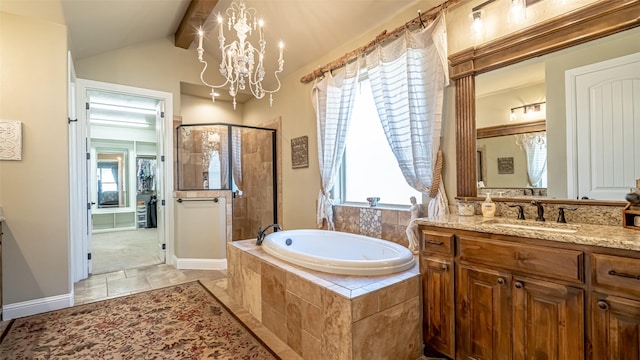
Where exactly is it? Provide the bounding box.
[482,192,496,218]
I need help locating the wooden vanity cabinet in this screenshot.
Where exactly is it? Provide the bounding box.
[456,264,512,360]
[591,253,640,359]
[421,230,455,358]
[456,235,585,360]
[420,227,586,360]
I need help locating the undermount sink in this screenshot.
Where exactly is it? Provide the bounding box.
[489,222,578,234]
[482,219,580,234]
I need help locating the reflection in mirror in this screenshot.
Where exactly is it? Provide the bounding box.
[97,151,128,208]
[473,26,640,201]
[476,66,546,197]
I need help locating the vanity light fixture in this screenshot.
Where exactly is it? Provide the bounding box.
[469,0,496,37]
[509,101,546,121]
[196,1,284,110]
[470,0,544,36]
[470,9,485,37]
[508,0,526,24]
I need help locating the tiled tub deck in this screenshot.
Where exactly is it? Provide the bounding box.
[227,240,422,360]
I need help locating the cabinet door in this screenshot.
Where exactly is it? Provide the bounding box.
[592,293,640,360]
[456,265,512,360]
[512,277,584,360]
[422,257,454,358]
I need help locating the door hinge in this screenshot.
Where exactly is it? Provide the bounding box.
[161,243,166,250]
[160,111,165,118]
[87,253,92,260]
[160,155,165,162]
[87,202,92,210]
[86,152,90,160]
[161,199,165,206]
[85,102,90,110]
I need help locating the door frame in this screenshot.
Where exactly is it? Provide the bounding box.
[70,79,174,282]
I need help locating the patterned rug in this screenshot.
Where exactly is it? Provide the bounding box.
[0,281,279,359]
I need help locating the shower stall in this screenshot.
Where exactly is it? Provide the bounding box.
[176,124,277,241]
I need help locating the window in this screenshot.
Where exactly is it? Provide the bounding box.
[341,79,422,206]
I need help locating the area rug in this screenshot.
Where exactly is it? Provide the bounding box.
[0,281,279,359]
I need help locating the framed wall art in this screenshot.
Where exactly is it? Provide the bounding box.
[0,120,22,161]
[291,135,309,169]
[497,157,514,174]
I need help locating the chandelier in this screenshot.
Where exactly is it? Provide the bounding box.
[197,1,284,109]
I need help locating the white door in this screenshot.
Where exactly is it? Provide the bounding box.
[155,101,166,262]
[566,52,640,200]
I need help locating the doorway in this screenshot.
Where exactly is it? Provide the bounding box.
[72,79,174,281]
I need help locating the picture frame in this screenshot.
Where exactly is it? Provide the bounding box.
[291,136,309,169]
[497,157,514,174]
[0,120,22,161]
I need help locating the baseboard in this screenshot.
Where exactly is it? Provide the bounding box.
[3,292,73,320]
[175,257,227,270]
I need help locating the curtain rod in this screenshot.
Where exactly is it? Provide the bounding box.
[299,0,463,84]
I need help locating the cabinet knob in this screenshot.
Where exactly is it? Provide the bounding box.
[597,300,609,311]
[497,277,505,285]
[442,264,449,271]
[514,281,524,289]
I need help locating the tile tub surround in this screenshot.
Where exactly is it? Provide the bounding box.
[227,240,422,360]
[415,214,640,251]
[332,205,424,248]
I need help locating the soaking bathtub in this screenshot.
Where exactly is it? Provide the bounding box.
[261,229,415,276]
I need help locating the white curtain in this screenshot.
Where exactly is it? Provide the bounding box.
[516,131,547,187]
[364,14,449,218]
[312,61,360,230]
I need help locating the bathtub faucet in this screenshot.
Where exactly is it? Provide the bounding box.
[256,224,282,246]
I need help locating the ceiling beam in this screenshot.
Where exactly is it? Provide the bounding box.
[174,0,219,49]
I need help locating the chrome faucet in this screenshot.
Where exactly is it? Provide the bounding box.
[531,200,545,222]
[256,224,282,245]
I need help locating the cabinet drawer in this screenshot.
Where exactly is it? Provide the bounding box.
[593,254,640,297]
[422,230,454,256]
[459,236,584,282]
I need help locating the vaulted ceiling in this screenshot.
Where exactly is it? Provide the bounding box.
[60,0,442,79]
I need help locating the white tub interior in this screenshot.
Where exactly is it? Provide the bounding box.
[262,229,415,276]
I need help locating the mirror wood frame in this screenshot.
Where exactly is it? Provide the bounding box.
[477,120,545,139]
[449,0,640,205]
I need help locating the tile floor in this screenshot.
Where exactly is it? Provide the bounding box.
[74,264,303,360]
[91,228,160,274]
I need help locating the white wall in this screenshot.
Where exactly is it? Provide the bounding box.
[74,36,229,116]
[0,11,71,306]
[476,83,545,128]
[180,94,243,125]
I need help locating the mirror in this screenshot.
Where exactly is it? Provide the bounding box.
[97,151,128,208]
[476,66,546,196]
[449,1,640,203]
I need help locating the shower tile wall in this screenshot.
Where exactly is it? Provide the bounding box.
[233,129,275,241]
[177,126,228,190]
[333,205,417,249]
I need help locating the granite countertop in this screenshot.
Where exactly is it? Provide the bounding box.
[415,215,640,252]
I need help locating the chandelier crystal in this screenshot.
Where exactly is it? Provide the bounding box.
[197,1,284,109]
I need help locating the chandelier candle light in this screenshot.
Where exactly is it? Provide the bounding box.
[197,1,284,109]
